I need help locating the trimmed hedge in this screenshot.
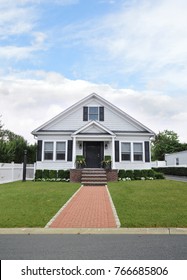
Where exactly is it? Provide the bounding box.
[153,167,187,176]
[118,169,165,181]
[34,169,70,182]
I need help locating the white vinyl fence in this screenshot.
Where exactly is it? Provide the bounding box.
[0,162,35,184]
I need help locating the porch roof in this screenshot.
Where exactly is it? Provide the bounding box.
[72,120,116,137]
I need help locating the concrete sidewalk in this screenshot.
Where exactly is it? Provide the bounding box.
[0,227,187,234]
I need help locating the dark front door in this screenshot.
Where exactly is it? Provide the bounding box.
[83,142,104,168]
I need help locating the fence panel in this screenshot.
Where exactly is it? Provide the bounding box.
[0,162,35,184]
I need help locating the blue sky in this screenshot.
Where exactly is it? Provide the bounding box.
[0,0,187,143]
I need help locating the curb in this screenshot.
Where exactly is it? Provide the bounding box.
[106,185,121,228]
[0,228,187,235]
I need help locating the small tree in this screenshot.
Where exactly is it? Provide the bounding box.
[151,130,184,161]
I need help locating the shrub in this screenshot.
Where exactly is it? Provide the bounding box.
[43,169,49,179]
[58,170,65,179]
[63,170,70,179]
[118,169,165,181]
[154,172,165,179]
[147,169,156,178]
[153,167,187,176]
[58,170,70,180]
[35,169,42,180]
[134,170,142,180]
[49,170,57,179]
[118,169,126,179]
[125,170,134,179]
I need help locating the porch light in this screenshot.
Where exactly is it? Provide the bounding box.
[79,142,82,149]
[105,142,108,149]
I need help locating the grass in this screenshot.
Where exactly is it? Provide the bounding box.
[1,180,187,228]
[0,181,80,228]
[108,180,187,228]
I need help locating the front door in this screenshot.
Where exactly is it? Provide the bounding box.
[83,142,104,168]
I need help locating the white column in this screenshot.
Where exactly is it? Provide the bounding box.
[112,136,116,169]
[72,136,76,169]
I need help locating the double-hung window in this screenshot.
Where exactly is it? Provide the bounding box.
[133,143,143,161]
[89,107,99,120]
[83,106,104,121]
[56,142,66,160]
[44,142,54,160]
[121,142,131,161]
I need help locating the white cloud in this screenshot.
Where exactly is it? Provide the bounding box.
[0,71,187,143]
[59,0,187,91]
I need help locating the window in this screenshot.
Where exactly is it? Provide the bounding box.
[176,158,179,165]
[89,107,99,120]
[56,142,66,160]
[133,143,143,161]
[121,142,131,161]
[83,106,104,121]
[44,142,53,160]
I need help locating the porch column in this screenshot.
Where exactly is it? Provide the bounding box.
[72,136,76,168]
[112,136,116,169]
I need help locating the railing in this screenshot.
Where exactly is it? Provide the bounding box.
[0,162,35,184]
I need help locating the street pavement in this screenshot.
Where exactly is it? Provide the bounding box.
[165,175,187,182]
[0,234,187,260]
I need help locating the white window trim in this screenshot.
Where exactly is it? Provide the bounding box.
[88,106,99,121]
[120,141,132,162]
[43,141,54,161]
[120,141,145,162]
[133,141,144,162]
[42,140,68,162]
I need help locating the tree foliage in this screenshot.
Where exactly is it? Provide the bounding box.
[0,118,36,163]
[151,130,187,161]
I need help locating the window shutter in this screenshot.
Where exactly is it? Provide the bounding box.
[67,140,73,161]
[145,141,150,162]
[83,106,88,121]
[37,140,42,161]
[99,106,104,121]
[115,141,120,162]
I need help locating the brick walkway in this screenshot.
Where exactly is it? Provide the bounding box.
[48,186,117,228]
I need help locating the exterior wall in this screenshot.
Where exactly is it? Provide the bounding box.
[114,135,152,170]
[43,100,144,132]
[35,134,152,170]
[165,151,187,166]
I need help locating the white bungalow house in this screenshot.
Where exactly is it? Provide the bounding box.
[32,93,155,173]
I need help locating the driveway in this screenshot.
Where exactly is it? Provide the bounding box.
[165,175,187,182]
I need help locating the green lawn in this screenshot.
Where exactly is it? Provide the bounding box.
[1,180,187,228]
[108,180,187,228]
[0,181,80,228]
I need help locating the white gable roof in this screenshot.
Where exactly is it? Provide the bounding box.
[73,120,115,136]
[32,93,155,136]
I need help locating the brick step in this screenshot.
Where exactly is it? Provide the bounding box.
[82,170,106,174]
[81,181,107,186]
[82,176,107,182]
[82,174,107,177]
[81,168,107,186]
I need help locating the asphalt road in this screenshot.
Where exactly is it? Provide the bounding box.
[0,234,187,260]
[165,175,187,182]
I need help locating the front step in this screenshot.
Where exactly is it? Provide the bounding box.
[81,168,107,186]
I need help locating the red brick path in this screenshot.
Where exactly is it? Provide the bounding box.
[49,186,117,228]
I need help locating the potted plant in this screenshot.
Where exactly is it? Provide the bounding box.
[75,155,86,169]
[102,155,112,169]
